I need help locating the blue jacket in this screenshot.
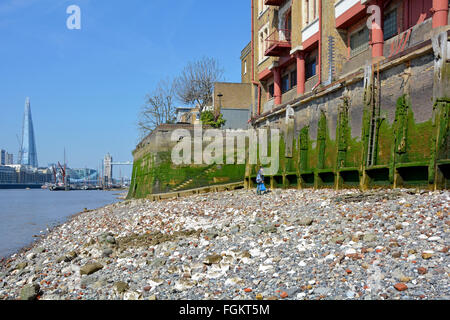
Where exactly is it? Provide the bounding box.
[256,171,264,184]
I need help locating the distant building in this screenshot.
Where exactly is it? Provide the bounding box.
[18,98,38,168]
[6,153,13,165]
[175,107,193,123]
[0,150,14,165]
[0,150,5,165]
[67,168,98,184]
[0,164,52,185]
[0,166,16,184]
[241,41,251,84]
[213,82,252,130]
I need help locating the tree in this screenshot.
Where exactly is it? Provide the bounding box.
[200,110,226,128]
[173,57,224,113]
[138,79,176,137]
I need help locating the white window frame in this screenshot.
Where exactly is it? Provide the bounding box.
[258,22,270,64]
[258,0,269,18]
[303,0,318,28]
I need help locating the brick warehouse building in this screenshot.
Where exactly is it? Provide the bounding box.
[243,0,450,190]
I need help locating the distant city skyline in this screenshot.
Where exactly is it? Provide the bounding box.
[0,0,250,178]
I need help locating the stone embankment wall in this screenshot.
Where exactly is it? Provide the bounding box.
[128,124,246,199]
[245,31,450,191]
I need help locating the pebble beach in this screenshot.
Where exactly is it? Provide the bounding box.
[0,188,448,300]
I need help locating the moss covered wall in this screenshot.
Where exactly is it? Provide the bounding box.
[128,125,246,199]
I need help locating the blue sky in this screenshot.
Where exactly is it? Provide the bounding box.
[0,0,250,178]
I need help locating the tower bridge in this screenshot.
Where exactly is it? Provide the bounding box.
[103,153,133,186]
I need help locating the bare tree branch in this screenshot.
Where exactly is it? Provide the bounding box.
[138,78,176,137]
[173,57,224,113]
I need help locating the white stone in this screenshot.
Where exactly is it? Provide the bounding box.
[26,252,36,260]
[225,277,244,286]
[249,248,262,258]
[428,236,441,242]
[297,292,306,299]
[258,265,274,273]
[345,248,357,255]
[148,279,164,287]
[407,254,417,262]
[124,291,142,300]
[325,254,335,261]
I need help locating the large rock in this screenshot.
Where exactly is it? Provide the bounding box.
[297,218,314,226]
[204,254,222,265]
[56,251,78,263]
[20,284,40,300]
[98,232,116,245]
[65,251,78,262]
[114,281,129,293]
[80,262,103,275]
[363,234,377,242]
[147,258,166,268]
[16,262,28,270]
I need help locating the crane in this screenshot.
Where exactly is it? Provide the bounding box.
[57,161,66,185]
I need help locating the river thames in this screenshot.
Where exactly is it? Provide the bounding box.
[0,189,121,258]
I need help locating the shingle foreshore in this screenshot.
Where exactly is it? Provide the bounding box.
[0,188,449,300]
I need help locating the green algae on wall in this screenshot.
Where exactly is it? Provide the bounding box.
[128,142,247,199]
[245,93,448,190]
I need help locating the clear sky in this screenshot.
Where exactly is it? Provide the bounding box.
[0,0,250,178]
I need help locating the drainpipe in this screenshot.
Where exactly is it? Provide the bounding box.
[251,0,262,116]
[371,0,384,58]
[274,67,282,105]
[432,0,449,28]
[251,0,255,84]
[296,51,306,95]
[312,0,322,91]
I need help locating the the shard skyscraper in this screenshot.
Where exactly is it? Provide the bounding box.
[18,97,38,168]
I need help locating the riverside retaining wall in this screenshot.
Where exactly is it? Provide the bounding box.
[245,31,450,191]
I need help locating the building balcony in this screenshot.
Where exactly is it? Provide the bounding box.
[335,0,367,29]
[264,0,284,6]
[265,29,291,57]
[301,19,319,49]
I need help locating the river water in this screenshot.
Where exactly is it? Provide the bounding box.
[0,189,121,258]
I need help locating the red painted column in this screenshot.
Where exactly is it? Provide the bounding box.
[371,1,384,58]
[296,52,305,95]
[274,67,282,105]
[432,0,449,28]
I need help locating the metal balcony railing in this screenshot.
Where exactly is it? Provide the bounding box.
[264,29,292,56]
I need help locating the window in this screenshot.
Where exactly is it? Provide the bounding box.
[304,0,318,26]
[268,83,274,98]
[281,74,290,93]
[290,69,297,88]
[350,26,369,57]
[244,60,247,74]
[384,9,397,40]
[258,0,268,16]
[258,25,269,63]
[306,56,316,79]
